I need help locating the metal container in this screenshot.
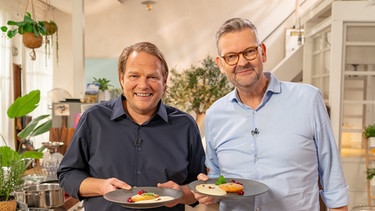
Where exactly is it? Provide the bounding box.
[22,183,64,208]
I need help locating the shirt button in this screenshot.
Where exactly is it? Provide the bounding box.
[256,208,260,211]
[136,171,140,175]
[137,147,141,151]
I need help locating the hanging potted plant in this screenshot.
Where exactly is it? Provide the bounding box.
[1,11,58,61]
[42,20,58,63]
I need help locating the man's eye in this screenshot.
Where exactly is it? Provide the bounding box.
[244,48,256,55]
[225,54,237,60]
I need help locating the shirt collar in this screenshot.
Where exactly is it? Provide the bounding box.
[111,95,169,123]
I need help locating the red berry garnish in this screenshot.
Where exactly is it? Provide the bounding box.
[138,190,145,195]
[237,191,244,195]
[127,197,133,203]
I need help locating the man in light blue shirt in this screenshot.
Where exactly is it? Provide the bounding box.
[193,18,349,211]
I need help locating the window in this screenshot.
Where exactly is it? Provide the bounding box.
[1,2,53,149]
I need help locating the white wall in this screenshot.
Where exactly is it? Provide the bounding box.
[51,0,317,98]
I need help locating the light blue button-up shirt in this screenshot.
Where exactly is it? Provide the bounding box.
[204,72,349,210]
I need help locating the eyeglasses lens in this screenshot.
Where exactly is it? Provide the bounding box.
[223,47,258,66]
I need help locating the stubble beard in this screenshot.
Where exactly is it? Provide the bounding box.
[233,64,261,88]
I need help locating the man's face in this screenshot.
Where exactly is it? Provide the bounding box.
[216,28,267,89]
[120,51,167,117]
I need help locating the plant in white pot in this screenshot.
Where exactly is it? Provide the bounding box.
[367,167,375,189]
[365,123,375,188]
[364,123,375,147]
[93,77,112,102]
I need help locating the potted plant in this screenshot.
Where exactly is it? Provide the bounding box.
[0,143,43,211]
[1,12,58,61]
[367,167,375,191]
[93,77,112,102]
[364,123,375,147]
[0,89,48,210]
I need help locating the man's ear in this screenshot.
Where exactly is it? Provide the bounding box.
[260,43,267,63]
[164,73,168,84]
[215,56,225,74]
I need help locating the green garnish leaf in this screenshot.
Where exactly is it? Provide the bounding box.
[216,175,227,185]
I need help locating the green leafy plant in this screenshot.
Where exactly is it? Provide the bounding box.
[367,168,375,181]
[1,12,58,61]
[7,90,52,143]
[163,55,233,127]
[0,89,48,202]
[0,145,43,201]
[364,123,375,138]
[0,12,47,39]
[93,77,112,91]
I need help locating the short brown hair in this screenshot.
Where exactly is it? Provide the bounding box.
[118,42,169,87]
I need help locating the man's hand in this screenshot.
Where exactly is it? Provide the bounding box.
[191,173,217,205]
[157,180,196,207]
[79,177,132,197]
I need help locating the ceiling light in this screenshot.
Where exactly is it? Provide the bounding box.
[141,0,155,11]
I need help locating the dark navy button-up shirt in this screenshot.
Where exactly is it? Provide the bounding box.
[57,96,206,211]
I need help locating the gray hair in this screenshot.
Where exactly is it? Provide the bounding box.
[215,18,260,54]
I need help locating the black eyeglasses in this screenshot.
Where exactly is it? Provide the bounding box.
[220,46,260,66]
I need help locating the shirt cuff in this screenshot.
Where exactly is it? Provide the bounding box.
[319,185,349,208]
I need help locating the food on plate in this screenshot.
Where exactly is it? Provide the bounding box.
[219,182,244,193]
[195,184,227,196]
[127,190,159,203]
[195,176,245,196]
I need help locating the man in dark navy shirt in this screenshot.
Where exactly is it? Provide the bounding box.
[57,42,206,211]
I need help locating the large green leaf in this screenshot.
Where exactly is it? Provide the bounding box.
[31,119,52,137]
[17,115,50,139]
[7,90,40,118]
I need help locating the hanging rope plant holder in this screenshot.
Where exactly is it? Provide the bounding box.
[42,0,59,64]
[22,0,44,60]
